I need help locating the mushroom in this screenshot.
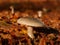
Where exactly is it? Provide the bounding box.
[37,11,42,18]
[10,6,14,15]
[17,17,45,39]
[17,17,59,39]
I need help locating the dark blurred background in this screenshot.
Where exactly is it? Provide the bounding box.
[0,0,60,11]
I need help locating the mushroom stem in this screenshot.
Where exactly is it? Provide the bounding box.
[10,6,14,15]
[38,11,42,17]
[27,26,34,39]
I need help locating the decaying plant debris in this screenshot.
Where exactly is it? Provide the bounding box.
[0,0,60,45]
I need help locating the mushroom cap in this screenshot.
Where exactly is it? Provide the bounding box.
[17,17,45,27]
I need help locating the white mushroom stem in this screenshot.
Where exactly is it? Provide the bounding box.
[38,11,42,17]
[10,6,14,14]
[27,26,34,39]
